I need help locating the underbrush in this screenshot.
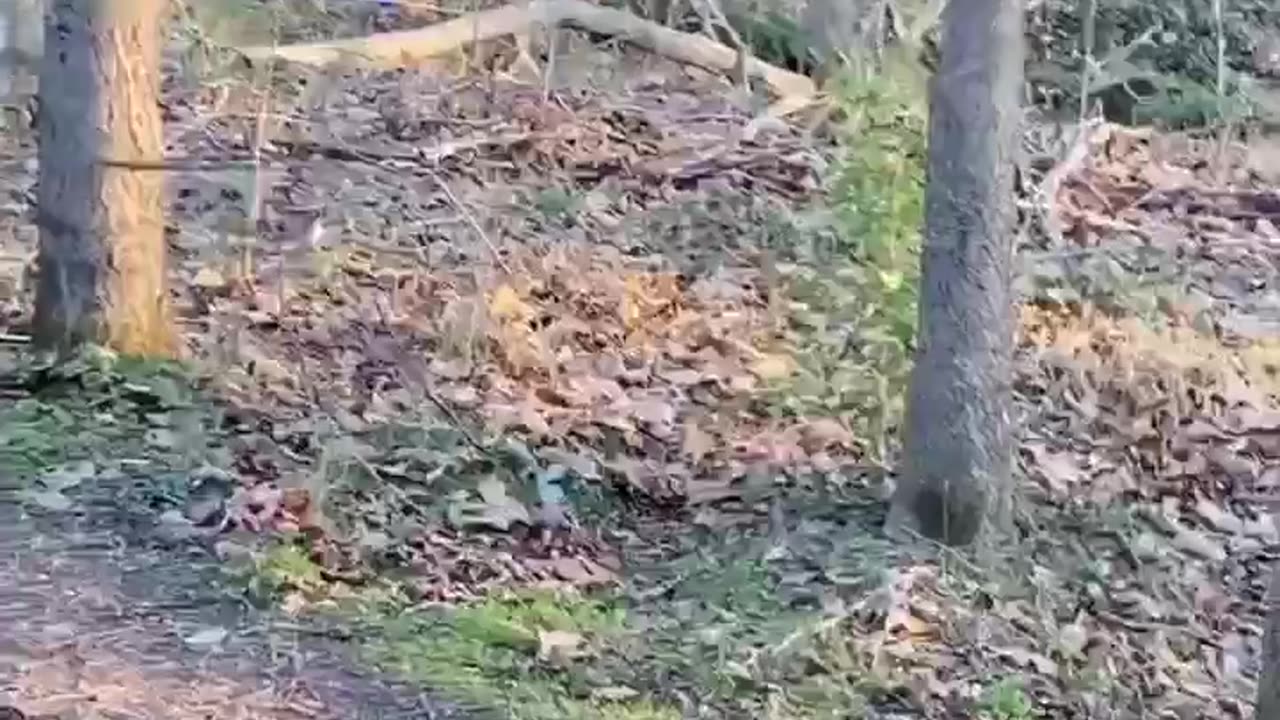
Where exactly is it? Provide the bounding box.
[763,71,926,461]
[0,348,214,495]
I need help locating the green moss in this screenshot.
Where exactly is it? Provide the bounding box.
[0,398,82,480]
[247,542,327,598]
[357,591,674,720]
[980,676,1034,720]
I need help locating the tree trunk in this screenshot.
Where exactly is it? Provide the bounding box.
[1256,514,1280,718]
[885,0,1024,546]
[0,0,42,125]
[33,0,175,357]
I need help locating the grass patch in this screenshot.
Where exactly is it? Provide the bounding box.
[613,513,897,719]
[979,677,1034,720]
[336,510,898,720]
[356,590,674,720]
[236,541,329,600]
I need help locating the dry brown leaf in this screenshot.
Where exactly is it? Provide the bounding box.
[630,398,676,430]
[551,557,592,582]
[1191,497,1244,535]
[192,266,228,289]
[538,629,585,665]
[1057,617,1089,658]
[884,607,934,640]
[996,646,1058,675]
[1025,443,1083,496]
[590,686,639,702]
[749,352,795,381]
[799,418,855,452]
[683,476,740,506]
[490,284,535,322]
[681,422,716,463]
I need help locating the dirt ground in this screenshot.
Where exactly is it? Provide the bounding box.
[0,467,459,720]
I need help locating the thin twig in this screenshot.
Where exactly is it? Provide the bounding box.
[696,0,747,88]
[1211,0,1233,181]
[96,157,262,171]
[1077,0,1096,124]
[397,354,491,455]
[1039,119,1109,241]
[420,383,490,455]
[423,169,513,276]
[541,5,558,104]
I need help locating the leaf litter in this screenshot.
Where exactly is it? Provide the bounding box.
[1,5,1280,718]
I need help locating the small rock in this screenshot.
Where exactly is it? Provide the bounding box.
[213,539,254,563]
[183,626,228,650]
[25,490,72,512]
[185,495,225,526]
[190,464,237,488]
[156,510,199,544]
[186,465,236,526]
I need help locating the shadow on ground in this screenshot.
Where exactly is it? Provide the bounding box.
[0,410,459,720]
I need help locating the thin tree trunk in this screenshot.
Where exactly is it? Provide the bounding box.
[33,0,175,357]
[0,0,42,119]
[0,1,14,105]
[885,0,1024,546]
[1256,514,1280,718]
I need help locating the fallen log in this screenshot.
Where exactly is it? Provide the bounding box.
[237,0,816,99]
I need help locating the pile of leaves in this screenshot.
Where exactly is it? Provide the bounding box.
[83,44,854,605]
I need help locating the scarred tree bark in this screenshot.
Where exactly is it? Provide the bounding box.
[33,0,175,357]
[885,0,1024,546]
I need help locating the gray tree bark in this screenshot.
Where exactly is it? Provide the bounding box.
[885,0,1024,546]
[34,0,176,357]
[0,0,42,127]
[1256,514,1280,718]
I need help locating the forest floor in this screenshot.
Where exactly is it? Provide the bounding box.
[3,3,1280,719]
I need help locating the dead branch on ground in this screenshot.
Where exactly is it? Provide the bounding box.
[237,0,816,99]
